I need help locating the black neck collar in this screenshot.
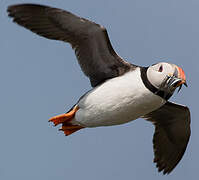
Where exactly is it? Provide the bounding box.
[140,67,172,100]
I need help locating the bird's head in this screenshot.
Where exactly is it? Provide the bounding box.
[147,62,187,94]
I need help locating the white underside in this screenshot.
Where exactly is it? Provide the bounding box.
[72,68,166,127]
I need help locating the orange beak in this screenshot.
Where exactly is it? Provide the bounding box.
[175,66,187,87]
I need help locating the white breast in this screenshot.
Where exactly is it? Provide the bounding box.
[73,68,166,127]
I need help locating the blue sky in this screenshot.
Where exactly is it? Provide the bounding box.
[1,0,198,179]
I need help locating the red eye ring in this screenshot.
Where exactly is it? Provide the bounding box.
[158,65,163,72]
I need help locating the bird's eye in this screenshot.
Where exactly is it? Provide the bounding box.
[158,65,163,72]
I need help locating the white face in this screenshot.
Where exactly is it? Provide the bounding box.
[147,62,177,93]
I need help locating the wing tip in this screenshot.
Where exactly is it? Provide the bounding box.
[7,3,48,16]
[154,159,173,175]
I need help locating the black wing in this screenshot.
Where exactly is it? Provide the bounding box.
[143,101,191,174]
[7,4,133,87]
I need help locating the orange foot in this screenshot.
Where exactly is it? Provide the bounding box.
[59,123,84,136]
[49,105,79,126]
[49,105,84,136]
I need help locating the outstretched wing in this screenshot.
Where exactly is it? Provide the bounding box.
[143,101,191,174]
[7,4,133,87]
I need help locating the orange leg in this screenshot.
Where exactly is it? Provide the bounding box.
[49,105,79,126]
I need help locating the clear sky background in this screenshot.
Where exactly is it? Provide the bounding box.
[1,0,198,179]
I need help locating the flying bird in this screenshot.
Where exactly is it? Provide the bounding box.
[7,4,191,174]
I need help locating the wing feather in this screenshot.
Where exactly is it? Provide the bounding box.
[7,4,133,87]
[143,101,191,174]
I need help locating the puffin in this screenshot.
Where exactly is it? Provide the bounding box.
[7,4,191,174]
